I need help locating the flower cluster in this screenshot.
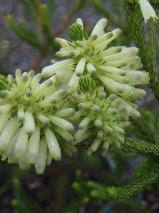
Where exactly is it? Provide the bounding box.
[42,18,149,102]
[0,18,150,173]
[68,75,139,155]
[0,70,76,174]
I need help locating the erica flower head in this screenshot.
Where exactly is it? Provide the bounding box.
[68,76,140,155]
[0,70,76,174]
[42,18,150,101]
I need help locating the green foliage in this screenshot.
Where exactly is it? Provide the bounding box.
[130,110,159,143]
[121,137,159,156]
[73,170,106,200]
[69,23,85,41]
[78,75,97,95]
[6,14,43,51]
[5,0,60,66]
[121,0,159,100]
[150,0,159,4]
[133,159,150,178]
[0,75,9,90]
[70,169,154,213]
[18,0,37,21]
[105,167,159,201]
[12,178,45,213]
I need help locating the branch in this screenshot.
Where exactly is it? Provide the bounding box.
[121,137,159,156]
[105,167,159,201]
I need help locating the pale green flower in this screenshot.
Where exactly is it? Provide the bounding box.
[127,0,158,23]
[68,76,140,155]
[0,70,76,174]
[138,0,158,23]
[42,18,150,101]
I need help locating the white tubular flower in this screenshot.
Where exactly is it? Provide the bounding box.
[42,18,150,101]
[0,70,76,174]
[138,0,158,23]
[127,0,158,23]
[68,76,138,155]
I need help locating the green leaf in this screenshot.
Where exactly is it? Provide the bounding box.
[47,0,55,20]
[121,137,159,156]
[12,178,46,213]
[18,0,36,22]
[11,199,32,213]
[6,15,43,50]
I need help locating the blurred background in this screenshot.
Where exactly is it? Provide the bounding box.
[0,0,158,213]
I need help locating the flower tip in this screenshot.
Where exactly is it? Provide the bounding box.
[132,110,141,119]
[55,37,60,43]
[24,128,35,136]
[138,0,158,23]
[27,153,37,164]
[76,72,82,77]
[29,70,35,77]
[86,149,92,156]
[22,73,28,82]
[15,69,22,77]
[91,34,98,41]
[0,90,9,98]
[35,163,45,174]
[107,32,114,39]
[113,28,122,37]
[91,18,108,36]
[99,18,108,27]
[69,126,75,132]
[65,150,73,157]
[55,51,62,57]
[54,154,61,161]
[0,143,6,152]
[70,50,80,57]
[25,91,32,98]
[78,125,85,130]
[115,142,121,149]
[117,85,124,93]
[76,18,83,27]
[151,16,159,23]
[18,117,25,122]
[130,47,139,54]
[19,159,29,170]
[41,66,51,78]
[14,147,25,158]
